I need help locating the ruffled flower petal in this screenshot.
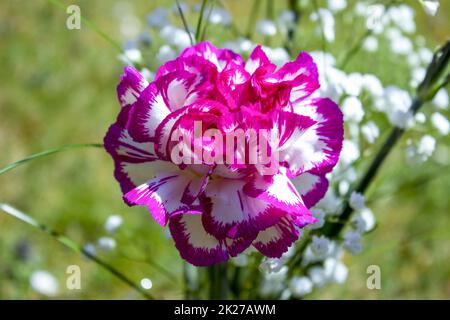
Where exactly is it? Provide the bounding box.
[169,214,254,266]
[124,168,208,226]
[292,172,329,209]
[117,66,149,108]
[253,217,300,258]
[287,97,344,175]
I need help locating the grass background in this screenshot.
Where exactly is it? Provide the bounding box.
[0,0,449,299]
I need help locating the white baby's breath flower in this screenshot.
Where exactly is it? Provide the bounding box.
[232,254,248,267]
[419,0,440,16]
[262,47,290,66]
[324,258,348,284]
[433,88,449,109]
[343,231,362,255]
[431,112,450,135]
[140,278,153,290]
[388,5,415,34]
[157,45,176,62]
[342,96,364,122]
[259,258,284,274]
[311,9,335,42]
[140,68,155,83]
[310,208,326,229]
[352,208,376,233]
[415,112,426,124]
[327,0,347,12]
[147,7,169,29]
[30,270,59,297]
[119,48,143,65]
[104,214,123,233]
[256,20,277,36]
[349,192,365,210]
[83,243,96,256]
[361,121,380,144]
[209,8,231,26]
[289,276,313,297]
[363,36,378,52]
[98,237,116,251]
[311,235,331,258]
[341,140,360,165]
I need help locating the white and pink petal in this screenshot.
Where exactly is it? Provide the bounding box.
[253,217,300,258]
[290,98,344,175]
[117,66,149,108]
[201,179,285,240]
[123,168,207,226]
[292,172,328,209]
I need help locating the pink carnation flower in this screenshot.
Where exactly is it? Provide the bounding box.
[104,42,343,266]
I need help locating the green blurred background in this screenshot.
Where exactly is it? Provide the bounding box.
[0,0,449,299]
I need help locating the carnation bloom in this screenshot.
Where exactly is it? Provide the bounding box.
[104,42,343,266]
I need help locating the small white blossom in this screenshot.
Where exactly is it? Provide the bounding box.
[363,36,378,52]
[310,208,326,229]
[262,47,290,66]
[343,231,362,255]
[98,237,116,251]
[431,112,450,135]
[209,8,231,25]
[341,140,360,165]
[311,9,335,42]
[30,271,59,297]
[259,258,284,274]
[140,278,153,290]
[342,96,364,122]
[157,45,176,62]
[232,254,248,267]
[147,8,169,29]
[256,20,277,36]
[406,135,436,163]
[259,266,288,296]
[419,0,440,16]
[352,208,376,233]
[324,258,348,284]
[388,5,415,34]
[327,0,347,12]
[289,276,313,297]
[83,243,96,256]
[311,235,331,257]
[433,88,449,109]
[361,121,380,144]
[104,214,123,233]
[415,112,426,124]
[349,192,365,210]
[119,48,142,65]
[140,68,155,83]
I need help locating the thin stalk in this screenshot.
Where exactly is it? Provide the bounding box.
[195,0,209,42]
[175,0,194,45]
[208,263,228,299]
[200,0,216,42]
[0,143,103,175]
[338,29,372,69]
[0,203,153,300]
[47,0,123,53]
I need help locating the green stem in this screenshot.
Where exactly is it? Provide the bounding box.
[209,263,228,299]
[175,0,194,45]
[195,0,208,43]
[200,0,216,42]
[47,0,122,53]
[0,203,153,299]
[0,143,103,175]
